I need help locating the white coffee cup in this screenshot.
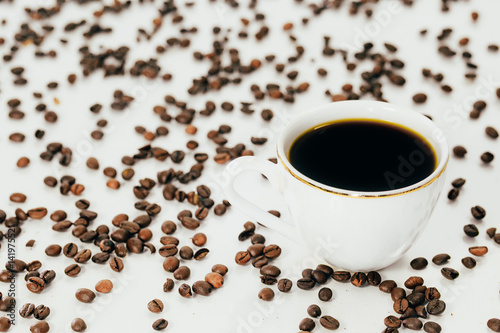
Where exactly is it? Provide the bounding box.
[223,101,449,271]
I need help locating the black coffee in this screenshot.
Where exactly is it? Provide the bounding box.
[289,119,437,192]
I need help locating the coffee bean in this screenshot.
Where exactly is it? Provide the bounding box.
[148,299,164,313]
[163,257,180,273]
[40,270,56,284]
[461,256,476,269]
[464,224,479,237]
[179,283,192,297]
[193,281,212,296]
[413,93,427,104]
[109,257,124,272]
[452,145,467,157]
[441,267,459,280]
[152,318,168,331]
[173,266,190,280]
[163,278,174,292]
[379,280,397,293]
[27,277,45,293]
[320,315,340,330]
[367,271,381,286]
[71,318,87,332]
[487,228,497,238]
[65,264,81,277]
[407,292,425,307]
[427,299,446,315]
[260,265,281,277]
[417,322,438,333]
[351,272,367,287]
[403,318,422,330]
[404,276,423,289]
[19,303,35,318]
[45,244,62,256]
[297,278,315,290]
[205,272,224,288]
[211,264,228,276]
[263,244,281,258]
[299,318,315,331]
[451,178,466,188]
[74,249,92,263]
[30,320,50,333]
[307,304,321,318]
[481,152,494,163]
[486,126,499,139]
[26,260,42,271]
[194,248,209,260]
[159,244,178,257]
[393,298,409,314]
[391,288,406,302]
[410,257,428,270]
[332,271,351,282]
[471,205,486,220]
[469,246,488,256]
[488,318,500,332]
[425,287,441,301]
[34,304,50,320]
[75,288,96,303]
[28,207,46,219]
[235,251,251,265]
[10,192,26,203]
[318,287,333,301]
[384,315,401,328]
[432,253,450,265]
[95,279,113,293]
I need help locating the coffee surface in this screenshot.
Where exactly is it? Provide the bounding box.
[289,120,437,192]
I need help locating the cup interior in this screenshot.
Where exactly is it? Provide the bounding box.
[277,101,449,197]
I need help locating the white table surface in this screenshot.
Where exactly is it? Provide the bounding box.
[1,0,500,332]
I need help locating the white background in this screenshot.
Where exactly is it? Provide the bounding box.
[1,0,500,332]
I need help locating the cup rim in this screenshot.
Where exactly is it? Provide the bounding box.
[276,101,449,198]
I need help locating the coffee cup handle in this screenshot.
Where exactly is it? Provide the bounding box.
[222,156,300,241]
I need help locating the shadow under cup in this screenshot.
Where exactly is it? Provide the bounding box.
[277,101,449,271]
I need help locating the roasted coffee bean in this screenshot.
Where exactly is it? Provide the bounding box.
[212,264,228,276]
[34,304,50,320]
[25,271,40,282]
[263,244,281,258]
[452,145,467,157]
[109,257,124,272]
[391,287,406,301]
[75,288,96,303]
[235,251,251,265]
[405,276,424,289]
[95,279,113,293]
[487,319,500,333]
[471,205,486,219]
[277,278,292,292]
[163,257,180,273]
[407,292,425,307]
[161,221,177,234]
[27,277,45,293]
[351,272,367,287]
[173,266,190,280]
[487,228,497,238]
[448,188,459,200]
[415,305,427,319]
[367,271,381,286]
[65,264,81,277]
[193,281,213,296]
[152,318,168,331]
[6,259,26,272]
[451,178,466,188]
[432,253,450,265]
[19,303,35,318]
[425,287,441,301]
[311,269,328,284]
[148,299,164,313]
[10,192,27,203]
[194,248,209,260]
[252,256,268,268]
[393,298,409,314]
[179,246,194,260]
[403,318,423,330]
[379,280,397,293]
[461,256,476,269]
[410,257,428,270]
[427,299,446,315]
[260,265,281,277]
[248,244,265,257]
[163,278,174,292]
[40,270,56,284]
[45,244,62,256]
[30,321,50,333]
[299,318,316,331]
[74,249,92,263]
[297,278,315,290]
[71,318,87,332]
[307,304,322,318]
[26,260,42,272]
[315,264,333,277]
[92,252,110,264]
[332,271,351,282]
[302,269,313,279]
[205,272,224,288]
[181,217,200,230]
[464,224,479,237]
[469,246,488,256]
[424,321,442,333]
[318,287,333,301]
[179,283,192,298]
[192,233,207,246]
[160,236,179,246]
[481,152,494,163]
[319,315,339,330]
[384,315,401,328]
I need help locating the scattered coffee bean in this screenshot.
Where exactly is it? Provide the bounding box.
[488,318,500,332]
[75,288,96,303]
[410,257,428,270]
[71,318,87,332]
[469,246,488,256]
[318,287,333,301]
[152,318,168,331]
[148,299,164,313]
[432,253,451,265]
[441,267,459,280]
